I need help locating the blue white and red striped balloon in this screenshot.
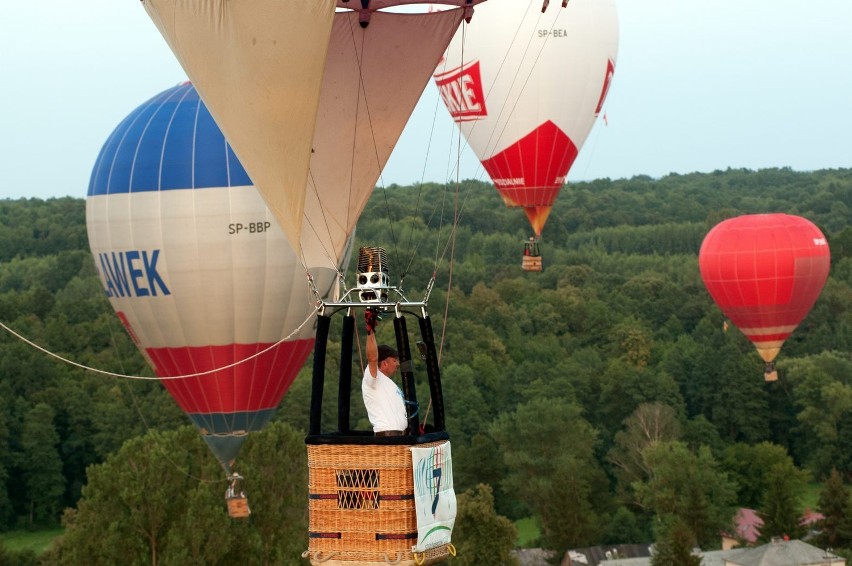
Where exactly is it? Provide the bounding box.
[86,82,335,472]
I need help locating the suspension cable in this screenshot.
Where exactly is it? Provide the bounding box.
[0,307,318,381]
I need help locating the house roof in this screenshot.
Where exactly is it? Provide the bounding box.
[563,544,652,565]
[600,540,842,566]
[723,538,840,566]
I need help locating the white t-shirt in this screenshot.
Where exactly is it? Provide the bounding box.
[362,366,408,433]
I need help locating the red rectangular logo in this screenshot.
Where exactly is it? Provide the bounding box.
[434,61,488,123]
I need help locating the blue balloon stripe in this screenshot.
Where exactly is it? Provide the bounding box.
[130,84,193,192]
[88,83,252,196]
[186,409,277,436]
[159,95,198,191]
[88,94,161,196]
[193,104,230,189]
[227,144,252,186]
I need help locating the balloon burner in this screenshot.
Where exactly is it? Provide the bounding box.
[356,246,390,304]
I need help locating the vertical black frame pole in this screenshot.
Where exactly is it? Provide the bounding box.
[337,313,355,433]
[309,314,331,436]
[419,315,445,432]
[393,315,420,434]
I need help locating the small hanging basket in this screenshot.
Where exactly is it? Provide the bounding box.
[522,254,542,272]
[227,495,251,518]
[764,361,778,382]
[226,473,251,519]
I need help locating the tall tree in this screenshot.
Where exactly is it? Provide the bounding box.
[236,420,309,563]
[787,352,852,476]
[451,484,519,566]
[816,468,852,549]
[57,427,209,565]
[491,397,609,551]
[596,359,685,442]
[21,402,65,527]
[0,392,11,529]
[452,432,512,515]
[650,518,702,566]
[633,441,737,549]
[602,506,650,545]
[757,461,810,541]
[723,442,799,510]
[54,423,309,565]
[607,402,682,505]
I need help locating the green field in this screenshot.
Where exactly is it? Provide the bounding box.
[802,483,822,512]
[0,529,62,555]
[515,517,541,548]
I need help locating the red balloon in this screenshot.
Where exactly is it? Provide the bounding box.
[699,214,830,364]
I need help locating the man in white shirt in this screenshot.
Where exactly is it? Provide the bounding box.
[362,310,408,436]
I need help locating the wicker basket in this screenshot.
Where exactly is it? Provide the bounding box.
[305,441,451,565]
[522,254,542,272]
[226,496,250,518]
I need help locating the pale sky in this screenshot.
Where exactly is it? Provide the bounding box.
[2,1,851,201]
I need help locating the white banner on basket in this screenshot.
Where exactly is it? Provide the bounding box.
[410,442,456,552]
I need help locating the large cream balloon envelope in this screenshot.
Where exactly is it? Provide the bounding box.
[140,1,484,270]
[141,0,336,250]
[302,8,471,271]
[434,0,619,235]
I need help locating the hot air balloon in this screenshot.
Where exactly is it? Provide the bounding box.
[699,213,831,381]
[138,1,490,561]
[86,82,339,516]
[433,0,619,270]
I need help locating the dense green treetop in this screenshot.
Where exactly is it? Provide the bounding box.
[1,167,851,556]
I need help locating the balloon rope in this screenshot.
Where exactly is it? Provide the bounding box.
[344,13,402,276]
[301,172,344,272]
[0,307,319,381]
[437,70,467,362]
[402,12,460,280]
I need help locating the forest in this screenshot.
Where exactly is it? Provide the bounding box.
[1,166,852,564]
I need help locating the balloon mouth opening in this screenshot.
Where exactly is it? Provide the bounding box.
[336,3,447,14]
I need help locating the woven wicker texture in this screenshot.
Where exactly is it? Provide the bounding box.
[226,497,250,518]
[306,441,449,565]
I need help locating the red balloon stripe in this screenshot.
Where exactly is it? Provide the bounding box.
[149,339,314,414]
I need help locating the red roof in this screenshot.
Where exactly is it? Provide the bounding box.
[725,508,825,544]
[732,508,763,543]
[800,508,825,526]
